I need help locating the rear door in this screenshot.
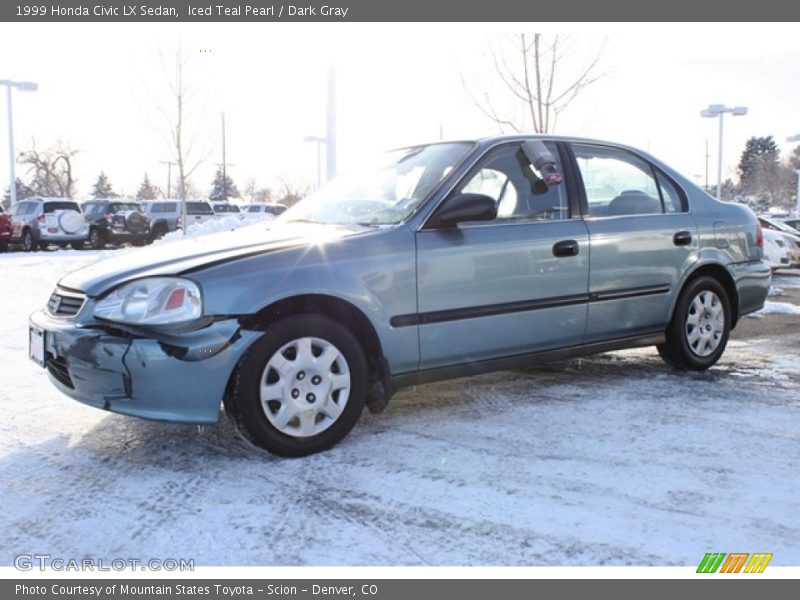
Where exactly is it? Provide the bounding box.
[414,141,590,369]
[569,143,697,342]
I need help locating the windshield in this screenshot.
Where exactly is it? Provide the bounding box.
[281,142,473,226]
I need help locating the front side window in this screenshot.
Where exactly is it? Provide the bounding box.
[456,142,568,222]
[573,144,662,217]
[281,142,473,226]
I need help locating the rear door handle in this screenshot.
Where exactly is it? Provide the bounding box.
[673,230,692,246]
[552,239,579,257]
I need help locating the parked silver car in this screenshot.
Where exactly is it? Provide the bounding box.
[140,200,215,238]
[29,136,770,457]
[9,197,88,251]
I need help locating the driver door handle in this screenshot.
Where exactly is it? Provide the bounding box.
[552,239,579,257]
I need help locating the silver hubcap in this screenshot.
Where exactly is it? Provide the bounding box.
[685,290,725,357]
[259,337,350,438]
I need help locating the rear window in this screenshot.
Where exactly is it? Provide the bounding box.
[110,203,141,212]
[187,202,213,215]
[44,201,80,213]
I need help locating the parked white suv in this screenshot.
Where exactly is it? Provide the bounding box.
[8,197,89,251]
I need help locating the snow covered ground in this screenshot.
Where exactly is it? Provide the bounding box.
[1,251,799,566]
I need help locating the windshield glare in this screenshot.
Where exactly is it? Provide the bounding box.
[281,142,473,226]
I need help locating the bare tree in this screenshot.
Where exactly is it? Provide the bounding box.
[244,179,274,203]
[156,46,210,202]
[276,177,311,208]
[463,33,605,134]
[18,141,78,198]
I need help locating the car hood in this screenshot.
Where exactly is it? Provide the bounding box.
[59,221,369,296]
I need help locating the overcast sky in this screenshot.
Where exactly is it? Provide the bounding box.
[1,23,799,199]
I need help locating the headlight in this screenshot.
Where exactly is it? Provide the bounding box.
[93,277,202,325]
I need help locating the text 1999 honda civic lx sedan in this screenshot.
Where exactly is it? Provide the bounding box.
[29,136,770,456]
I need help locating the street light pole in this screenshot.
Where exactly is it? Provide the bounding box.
[5,86,15,205]
[302,135,326,188]
[700,104,747,200]
[787,134,800,216]
[1,79,38,205]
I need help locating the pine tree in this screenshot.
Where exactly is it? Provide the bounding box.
[91,171,116,198]
[789,145,800,171]
[136,173,160,201]
[737,136,780,190]
[209,168,240,202]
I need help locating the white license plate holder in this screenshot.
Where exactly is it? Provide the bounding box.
[29,325,45,368]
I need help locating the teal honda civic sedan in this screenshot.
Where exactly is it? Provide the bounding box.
[29,136,770,456]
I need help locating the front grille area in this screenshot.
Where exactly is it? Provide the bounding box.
[47,289,85,317]
[46,354,74,389]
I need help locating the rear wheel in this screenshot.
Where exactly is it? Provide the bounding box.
[21,229,34,252]
[0,242,7,253]
[225,315,367,457]
[70,241,85,250]
[657,276,731,371]
[89,228,106,250]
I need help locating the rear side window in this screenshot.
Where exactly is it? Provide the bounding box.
[187,202,213,215]
[248,205,262,213]
[214,204,240,213]
[9,202,36,216]
[151,202,178,213]
[44,201,80,213]
[82,202,106,216]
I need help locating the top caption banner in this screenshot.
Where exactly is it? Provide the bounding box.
[3,0,800,21]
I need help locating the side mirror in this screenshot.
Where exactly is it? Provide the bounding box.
[428,193,497,229]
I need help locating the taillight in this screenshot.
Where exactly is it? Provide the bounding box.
[103,214,113,222]
[36,214,46,223]
[756,221,763,249]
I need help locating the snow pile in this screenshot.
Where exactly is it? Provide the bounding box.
[757,301,800,315]
[157,215,272,245]
[768,286,783,297]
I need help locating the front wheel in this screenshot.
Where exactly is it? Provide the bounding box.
[225,315,368,457]
[657,276,731,371]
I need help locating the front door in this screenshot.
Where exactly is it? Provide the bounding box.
[415,142,590,369]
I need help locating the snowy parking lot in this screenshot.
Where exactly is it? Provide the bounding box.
[2,249,799,566]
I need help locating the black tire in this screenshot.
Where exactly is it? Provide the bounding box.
[657,276,731,371]
[71,241,85,250]
[0,242,7,253]
[89,228,106,250]
[225,315,368,457]
[20,229,34,252]
[149,222,167,242]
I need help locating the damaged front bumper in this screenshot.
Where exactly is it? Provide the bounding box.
[29,309,261,424]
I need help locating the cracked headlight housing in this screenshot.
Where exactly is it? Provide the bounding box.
[94,277,203,325]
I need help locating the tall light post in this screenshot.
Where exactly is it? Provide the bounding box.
[302,135,326,188]
[1,79,38,205]
[788,134,800,216]
[700,104,747,200]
